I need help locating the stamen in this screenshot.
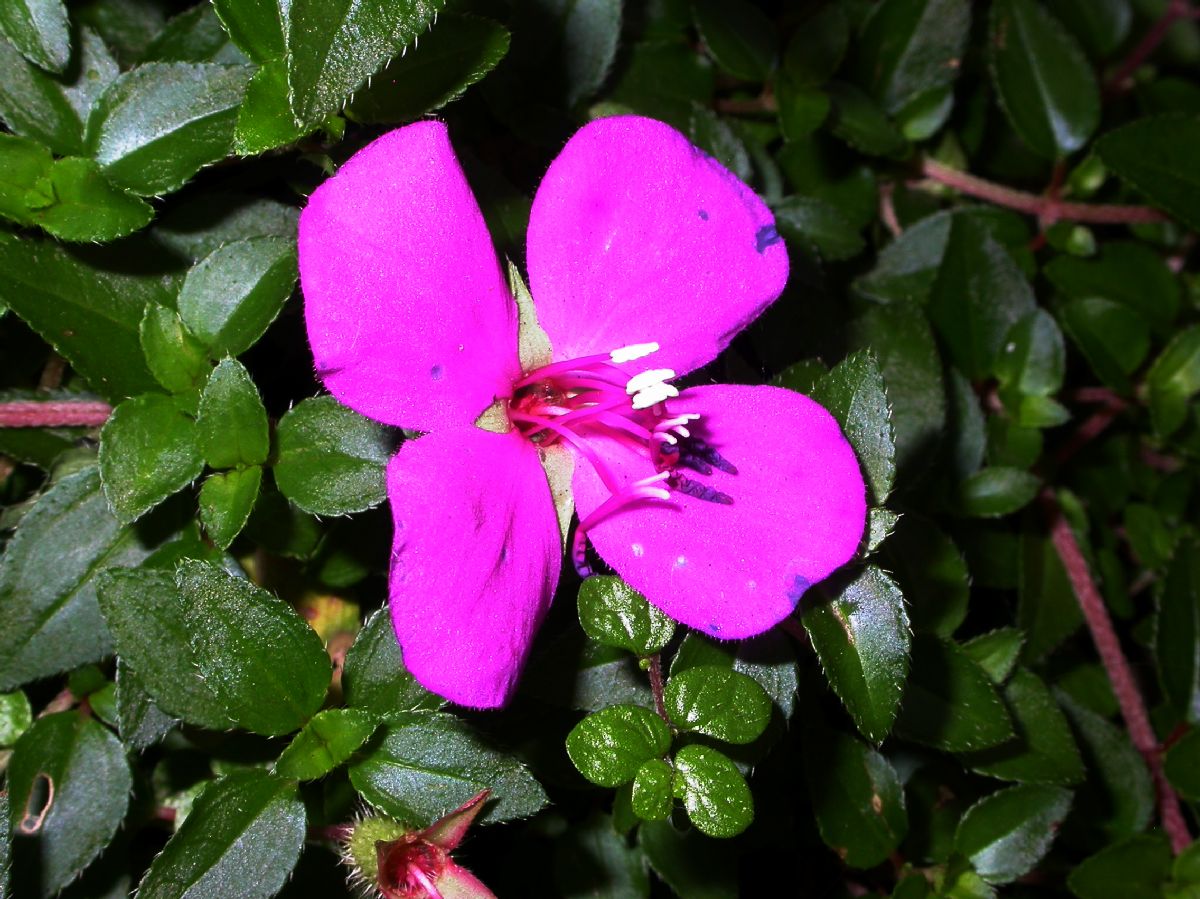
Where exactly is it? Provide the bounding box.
[625,368,676,396]
[670,474,734,505]
[610,342,661,364]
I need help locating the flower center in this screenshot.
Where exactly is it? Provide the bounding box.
[507,343,737,576]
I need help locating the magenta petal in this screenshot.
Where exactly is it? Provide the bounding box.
[435,861,498,899]
[300,122,519,432]
[574,385,866,638]
[386,427,560,708]
[526,116,788,376]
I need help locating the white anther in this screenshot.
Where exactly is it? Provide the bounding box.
[672,425,691,439]
[632,381,679,410]
[610,342,660,364]
[658,432,678,445]
[625,368,676,396]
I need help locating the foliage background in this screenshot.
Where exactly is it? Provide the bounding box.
[2,0,1200,896]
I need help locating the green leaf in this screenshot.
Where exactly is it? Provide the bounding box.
[1096,116,1200,231]
[1044,242,1179,338]
[139,305,210,395]
[176,560,331,735]
[692,0,776,82]
[141,3,246,64]
[115,661,177,751]
[342,608,443,716]
[1147,325,1200,437]
[232,59,309,155]
[805,728,908,869]
[672,744,753,839]
[176,235,297,357]
[275,708,378,781]
[346,14,509,123]
[198,467,261,550]
[566,704,672,787]
[1157,544,1200,722]
[577,575,675,656]
[955,784,1072,884]
[0,467,161,690]
[958,467,1041,518]
[6,713,132,898]
[553,811,652,898]
[1059,296,1149,392]
[896,634,1014,751]
[196,359,269,469]
[1164,726,1200,800]
[639,820,738,899]
[809,350,895,504]
[856,0,970,115]
[86,62,252,196]
[775,78,830,140]
[670,632,801,718]
[96,567,233,730]
[929,214,1037,380]
[995,309,1066,398]
[631,758,674,822]
[274,396,391,516]
[0,691,31,747]
[688,104,752,182]
[212,0,283,63]
[1067,834,1173,899]
[0,231,167,402]
[962,628,1024,683]
[99,394,203,523]
[284,0,443,127]
[26,156,155,242]
[664,666,771,745]
[1018,528,1083,662]
[1046,0,1131,59]
[0,0,70,73]
[153,192,297,262]
[826,81,908,157]
[349,711,548,827]
[782,5,847,86]
[989,0,1099,157]
[802,566,911,743]
[885,517,970,637]
[135,770,305,899]
[773,195,865,262]
[0,131,52,224]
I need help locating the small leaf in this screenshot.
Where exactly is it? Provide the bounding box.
[995,309,1066,398]
[802,566,911,743]
[141,3,245,64]
[136,770,305,899]
[349,711,547,827]
[198,466,262,550]
[0,131,52,225]
[1096,116,1200,231]
[958,467,1041,518]
[0,691,31,747]
[773,195,865,262]
[856,0,970,115]
[115,661,177,751]
[177,235,297,357]
[1146,325,1200,437]
[1067,834,1173,899]
[1059,296,1149,392]
[989,0,1099,157]
[1164,726,1200,800]
[664,666,771,745]
[885,516,969,637]
[233,59,309,155]
[782,5,848,86]
[342,608,443,716]
[139,305,211,395]
[6,712,132,897]
[212,0,283,63]
[672,744,753,838]
[954,784,1072,884]
[566,704,672,788]
[196,359,269,469]
[275,708,378,781]
[577,575,675,656]
[1044,242,1179,338]
[692,0,776,81]
[0,0,70,73]
[28,156,155,242]
[826,81,908,157]
[962,628,1025,683]
[99,393,203,523]
[631,759,674,822]
[274,396,392,516]
[1157,544,1200,723]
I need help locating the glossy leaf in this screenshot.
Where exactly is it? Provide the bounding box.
[995,309,1066,398]
[198,466,261,550]
[211,0,283,63]
[341,608,444,716]
[1146,325,1200,437]
[664,666,771,744]
[115,661,177,751]
[672,745,753,838]
[275,708,378,781]
[955,784,1072,884]
[566,704,672,787]
[0,0,70,73]
[1067,834,1173,899]
[857,0,970,115]
[958,467,1041,518]
[139,305,210,395]
[691,0,775,81]
[577,575,675,656]
[773,195,865,262]
[1096,116,1200,231]
[1044,242,1179,338]
[963,628,1024,683]
[631,759,673,822]
[0,691,31,747]
[195,359,269,469]
[1059,296,1150,392]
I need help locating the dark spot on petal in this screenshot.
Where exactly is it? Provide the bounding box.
[708,622,722,635]
[316,366,344,379]
[786,574,811,603]
[755,224,781,254]
[499,546,507,563]
[698,209,709,221]
[430,364,444,381]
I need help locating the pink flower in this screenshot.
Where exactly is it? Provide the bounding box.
[299,116,866,708]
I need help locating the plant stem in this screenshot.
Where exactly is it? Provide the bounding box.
[647,654,669,724]
[0,401,112,428]
[917,158,1168,225]
[1043,493,1192,853]
[1105,0,1195,97]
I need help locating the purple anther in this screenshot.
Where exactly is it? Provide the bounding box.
[670,475,734,505]
[572,528,595,578]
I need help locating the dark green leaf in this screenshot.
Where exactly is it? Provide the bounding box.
[198,467,261,550]
[955,784,1072,884]
[1164,726,1200,800]
[86,62,252,196]
[805,728,908,868]
[1018,528,1083,662]
[995,309,1066,398]
[275,708,378,781]
[0,691,31,746]
[0,231,167,402]
[115,661,177,751]
[196,359,269,469]
[826,81,908,157]
[639,820,738,899]
[577,575,675,656]
[962,628,1024,683]
[553,811,652,899]
[1096,116,1200,231]
[0,0,70,73]
[897,634,1014,751]
[274,396,391,516]
[349,711,547,826]
[670,632,801,718]
[664,666,771,744]
[96,567,232,730]
[346,14,509,123]
[688,104,752,182]
[211,0,283,63]
[803,566,911,743]
[0,467,160,690]
[1067,834,1172,899]
[958,467,1041,518]
[6,713,130,898]
[242,483,323,559]
[809,350,895,503]
[0,131,52,225]
[692,0,775,81]
[1059,296,1149,392]
[25,156,154,242]
[631,759,673,822]
[99,394,203,523]
[141,3,246,64]
[672,744,753,838]
[782,5,847,86]
[1147,325,1200,437]
[885,517,970,637]
[1045,0,1131,59]
[1157,544,1200,722]
[989,0,1099,157]
[232,59,308,155]
[773,195,865,262]
[153,192,297,262]
[284,0,443,127]
[856,0,970,115]
[136,770,305,899]
[1044,242,1179,338]
[139,305,210,395]
[775,78,830,140]
[566,704,672,787]
[341,608,443,716]
[176,560,331,735]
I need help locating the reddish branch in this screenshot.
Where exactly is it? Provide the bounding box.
[647,654,669,725]
[1044,493,1192,853]
[1105,0,1199,97]
[0,401,112,428]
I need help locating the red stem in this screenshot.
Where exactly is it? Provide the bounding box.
[0,401,112,428]
[1105,0,1194,97]
[647,654,669,725]
[1044,494,1192,853]
[918,158,1168,225]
